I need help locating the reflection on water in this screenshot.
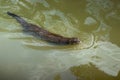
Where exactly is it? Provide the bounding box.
[50,64,120,80]
[0,0,120,80]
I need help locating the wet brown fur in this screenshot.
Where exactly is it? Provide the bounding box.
[7,12,80,45]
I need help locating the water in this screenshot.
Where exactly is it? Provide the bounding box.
[0,0,120,80]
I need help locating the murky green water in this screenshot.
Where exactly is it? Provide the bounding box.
[0,0,120,80]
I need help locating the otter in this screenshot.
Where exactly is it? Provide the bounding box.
[7,12,80,45]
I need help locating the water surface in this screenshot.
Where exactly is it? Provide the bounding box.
[0,0,120,80]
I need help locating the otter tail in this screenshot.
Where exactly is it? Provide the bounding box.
[7,11,28,27]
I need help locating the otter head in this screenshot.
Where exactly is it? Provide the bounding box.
[68,38,80,44]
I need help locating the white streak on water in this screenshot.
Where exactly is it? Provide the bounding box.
[0,32,120,80]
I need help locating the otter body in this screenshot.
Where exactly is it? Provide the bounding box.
[7,12,80,45]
